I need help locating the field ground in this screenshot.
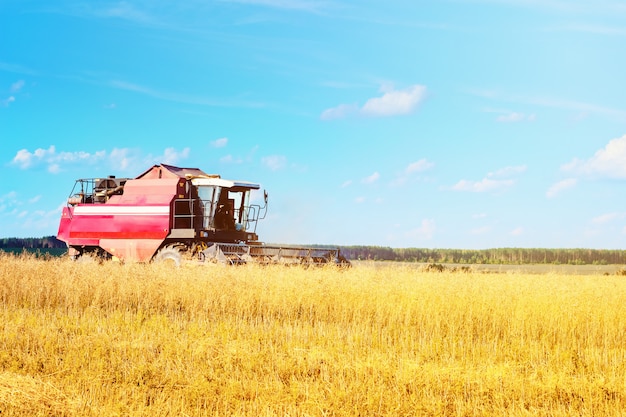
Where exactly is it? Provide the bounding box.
[1,254,626,416]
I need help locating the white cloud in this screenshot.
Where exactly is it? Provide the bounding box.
[361,85,427,117]
[510,227,524,236]
[355,196,366,204]
[406,159,435,174]
[451,164,525,192]
[262,155,287,171]
[11,145,191,174]
[109,148,135,171]
[160,147,190,165]
[362,171,380,184]
[212,137,228,148]
[341,180,352,188]
[561,134,626,179]
[546,178,577,198]
[321,84,427,120]
[451,178,514,192]
[12,146,57,169]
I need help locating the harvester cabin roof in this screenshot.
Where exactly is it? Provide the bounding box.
[136,163,219,180]
[191,177,260,191]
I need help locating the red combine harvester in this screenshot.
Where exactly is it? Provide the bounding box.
[57,164,349,266]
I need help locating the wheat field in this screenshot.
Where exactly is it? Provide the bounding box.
[0,253,625,416]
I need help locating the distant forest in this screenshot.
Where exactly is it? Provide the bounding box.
[0,236,66,250]
[1,237,626,265]
[332,246,626,265]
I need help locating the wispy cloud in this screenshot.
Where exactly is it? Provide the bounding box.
[262,155,287,171]
[52,2,158,25]
[471,226,492,235]
[321,84,427,120]
[497,112,536,123]
[591,212,626,224]
[362,171,380,184]
[220,154,243,164]
[0,62,38,76]
[392,159,435,186]
[320,103,358,121]
[561,135,626,179]
[2,80,26,107]
[547,23,626,36]
[451,178,514,192]
[471,89,626,121]
[405,218,436,240]
[10,80,25,93]
[217,0,331,13]
[488,165,527,178]
[1,96,15,107]
[482,107,536,122]
[546,178,577,198]
[110,80,265,108]
[465,0,626,15]
[211,137,229,148]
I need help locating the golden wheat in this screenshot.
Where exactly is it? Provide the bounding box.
[0,253,625,416]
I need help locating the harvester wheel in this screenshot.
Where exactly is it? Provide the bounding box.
[154,245,183,267]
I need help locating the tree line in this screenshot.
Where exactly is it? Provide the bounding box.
[1,237,625,265]
[337,246,626,265]
[0,236,66,249]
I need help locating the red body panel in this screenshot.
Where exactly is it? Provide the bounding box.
[57,178,184,262]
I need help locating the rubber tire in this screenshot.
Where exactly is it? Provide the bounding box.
[154,245,183,267]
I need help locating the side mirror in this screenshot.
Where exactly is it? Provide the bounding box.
[264,190,268,204]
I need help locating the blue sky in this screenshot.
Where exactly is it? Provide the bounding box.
[2,0,626,249]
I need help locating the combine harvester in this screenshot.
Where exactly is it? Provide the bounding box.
[57,164,349,266]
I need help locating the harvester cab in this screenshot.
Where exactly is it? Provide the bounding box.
[186,176,268,243]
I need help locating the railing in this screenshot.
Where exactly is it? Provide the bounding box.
[66,178,129,206]
[171,198,261,232]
